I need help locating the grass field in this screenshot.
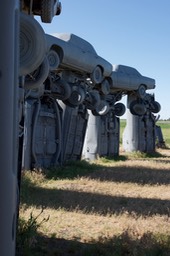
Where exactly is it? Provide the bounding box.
[120,119,170,147]
[157,121,170,146]
[17,146,170,255]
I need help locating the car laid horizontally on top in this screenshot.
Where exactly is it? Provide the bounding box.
[110,64,155,96]
[45,33,113,84]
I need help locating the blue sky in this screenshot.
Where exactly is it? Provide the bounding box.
[37,0,170,119]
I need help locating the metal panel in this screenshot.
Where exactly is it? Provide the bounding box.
[59,103,88,163]
[123,94,156,153]
[107,117,120,156]
[22,100,35,170]
[123,110,143,152]
[22,98,62,169]
[83,111,120,160]
[145,115,155,153]
[99,115,120,157]
[0,1,19,255]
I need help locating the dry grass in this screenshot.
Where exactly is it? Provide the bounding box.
[18,148,170,255]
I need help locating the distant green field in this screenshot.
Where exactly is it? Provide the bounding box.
[157,121,170,146]
[120,119,126,144]
[120,119,170,146]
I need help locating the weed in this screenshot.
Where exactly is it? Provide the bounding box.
[16,208,49,256]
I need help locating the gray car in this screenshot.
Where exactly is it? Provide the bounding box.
[110,64,155,97]
[46,33,113,84]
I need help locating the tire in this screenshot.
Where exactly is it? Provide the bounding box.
[92,100,110,116]
[130,100,146,116]
[56,1,62,15]
[63,87,86,107]
[41,0,59,23]
[150,101,161,113]
[20,12,46,76]
[25,84,45,99]
[85,90,100,110]
[24,57,49,90]
[52,79,71,100]
[91,66,104,84]
[137,85,146,98]
[100,78,111,95]
[47,49,60,70]
[114,103,126,117]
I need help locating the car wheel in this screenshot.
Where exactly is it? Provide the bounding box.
[100,78,111,95]
[41,0,59,23]
[47,50,60,70]
[85,90,100,110]
[114,103,126,117]
[130,100,146,116]
[91,66,104,84]
[63,87,86,107]
[150,101,161,113]
[20,13,46,76]
[92,101,110,116]
[56,1,62,15]
[52,78,71,100]
[137,85,146,99]
[24,57,49,90]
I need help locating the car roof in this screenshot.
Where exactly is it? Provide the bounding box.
[112,64,141,76]
[53,33,97,54]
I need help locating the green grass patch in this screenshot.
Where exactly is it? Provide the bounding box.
[157,121,170,146]
[120,119,126,144]
[43,160,101,180]
[126,150,164,159]
[100,155,128,163]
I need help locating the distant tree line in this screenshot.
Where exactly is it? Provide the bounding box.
[159,118,170,121]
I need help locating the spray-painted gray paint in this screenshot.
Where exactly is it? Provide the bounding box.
[22,99,89,169]
[123,93,158,153]
[0,0,19,255]
[19,8,161,170]
[46,33,112,80]
[82,112,100,161]
[111,64,155,91]
[59,102,88,163]
[21,0,61,23]
[22,98,62,169]
[82,112,120,161]
[22,100,34,170]
[21,35,161,168]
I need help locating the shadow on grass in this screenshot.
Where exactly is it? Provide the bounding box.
[42,159,170,185]
[20,178,170,217]
[17,230,170,256]
[100,155,128,163]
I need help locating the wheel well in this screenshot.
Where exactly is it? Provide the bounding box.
[98,65,104,74]
[139,84,147,89]
[51,45,63,62]
[137,84,147,98]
